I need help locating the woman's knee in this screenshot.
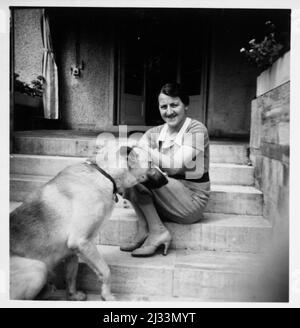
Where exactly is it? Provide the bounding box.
[184,215,202,224]
[123,185,153,205]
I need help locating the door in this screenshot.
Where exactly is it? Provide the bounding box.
[178,25,208,124]
[119,22,145,125]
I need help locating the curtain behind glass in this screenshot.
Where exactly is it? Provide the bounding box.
[41,9,59,119]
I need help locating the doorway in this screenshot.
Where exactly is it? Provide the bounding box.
[117,9,210,126]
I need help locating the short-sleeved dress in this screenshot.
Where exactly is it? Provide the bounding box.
[139,117,210,224]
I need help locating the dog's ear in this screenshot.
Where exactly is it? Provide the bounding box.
[119,146,140,168]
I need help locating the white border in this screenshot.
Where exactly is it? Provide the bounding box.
[1,0,300,309]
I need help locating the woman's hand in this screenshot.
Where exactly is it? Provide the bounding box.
[139,146,202,177]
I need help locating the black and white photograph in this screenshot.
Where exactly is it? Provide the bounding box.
[1,0,299,309]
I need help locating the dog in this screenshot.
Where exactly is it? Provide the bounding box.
[10,144,168,300]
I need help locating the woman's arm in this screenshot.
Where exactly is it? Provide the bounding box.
[138,126,206,177]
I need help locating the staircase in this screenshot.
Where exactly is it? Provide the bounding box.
[10,130,272,302]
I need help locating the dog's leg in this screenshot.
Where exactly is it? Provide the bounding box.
[67,200,115,301]
[68,239,115,301]
[65,255,87,301]
[10,256,48,300]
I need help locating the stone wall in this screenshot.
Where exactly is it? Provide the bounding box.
[250,53,290,233]
[250,64,289,299]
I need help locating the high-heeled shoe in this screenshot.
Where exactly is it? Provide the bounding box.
[131,230,172,257]
[120,234,148,252]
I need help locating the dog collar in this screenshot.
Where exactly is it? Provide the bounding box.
[84,160,119,202]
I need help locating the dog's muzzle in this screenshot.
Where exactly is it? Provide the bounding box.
[141,167,168,190]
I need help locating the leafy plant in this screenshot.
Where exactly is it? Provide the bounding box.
[14,73,45,97]
[240,21,285,72]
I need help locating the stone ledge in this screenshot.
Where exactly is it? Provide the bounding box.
[256,51,290,97]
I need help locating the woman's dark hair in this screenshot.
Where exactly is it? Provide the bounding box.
[159,82,190,106]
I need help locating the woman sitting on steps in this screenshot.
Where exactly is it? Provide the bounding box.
[120,82,210,257]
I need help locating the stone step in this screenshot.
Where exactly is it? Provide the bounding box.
[10,174,263,215]
[8,202,271,254]
[38,289,212,302]
[210,140,250,165]
[206,184,262,215]
[98,208,271,253]
[71,245,265,301]
[13,131,250,164]
[210,163,254,186]
[10,154,254,186]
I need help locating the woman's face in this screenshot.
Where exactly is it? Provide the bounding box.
[158,93,187,131]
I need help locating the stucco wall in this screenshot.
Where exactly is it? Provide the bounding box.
[207,11,258,138]
[14,9,43,84]
[52,10,114,130]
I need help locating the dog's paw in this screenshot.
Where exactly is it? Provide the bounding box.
[101,292,116,301]
[67,291,87,301]
[100,283,116,301]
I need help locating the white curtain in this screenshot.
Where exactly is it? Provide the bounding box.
[41,9,59,119]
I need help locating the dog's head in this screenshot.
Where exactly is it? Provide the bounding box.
[119,145,168,190]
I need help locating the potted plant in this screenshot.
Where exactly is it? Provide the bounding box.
[240,20,290,96]
[240,21,288,72]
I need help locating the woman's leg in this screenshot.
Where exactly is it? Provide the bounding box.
[121,184,171,256]
[151,178,210,224]
[120,187,149,251]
